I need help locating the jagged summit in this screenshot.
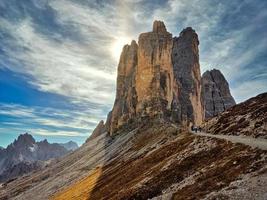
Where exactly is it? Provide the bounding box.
[85,21,235,138]
[15,132,35,144]
[102,21,235,136]
[201,69,236,119]
[152,20,167,33]
[0,133,77,183]
[103,21,202,135]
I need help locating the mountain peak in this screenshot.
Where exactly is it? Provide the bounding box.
[152,20,167,33]
[105,20,204,135]
[59,141,78,151]
[201,69,236,119]
[14,133,35,147]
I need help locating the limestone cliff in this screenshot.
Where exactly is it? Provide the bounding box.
[172,27,203,125]
[201,69,236,119]
[136,20,176,118]
[108,41,138,134]
[106,21,206,135]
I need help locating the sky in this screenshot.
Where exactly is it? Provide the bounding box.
[0,0,266,147]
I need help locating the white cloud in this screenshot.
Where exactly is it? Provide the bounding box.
[1,18,117,105]
[0,0,266,136]
[0,103,104,137]
[232,79,267,103]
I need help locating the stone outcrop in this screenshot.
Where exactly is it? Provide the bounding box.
[107,41,138,134]
[86,120,106,142]
[104,21,237,135]
[136,20,177,118]
[172,27,203,125]
[105,21,206,135]
[201,69,236,119]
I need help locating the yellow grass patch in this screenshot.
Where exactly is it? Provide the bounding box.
[51,167,102,200]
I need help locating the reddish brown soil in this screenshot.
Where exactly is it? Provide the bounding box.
[52,124,266,200]
[204,93,267,138]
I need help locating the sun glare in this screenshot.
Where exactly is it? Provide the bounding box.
[111,37,131,61]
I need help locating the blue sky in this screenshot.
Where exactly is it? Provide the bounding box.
[0,0,266,147]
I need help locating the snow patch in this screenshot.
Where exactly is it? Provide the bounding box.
[29,144,38,152]
[18,153,24,162]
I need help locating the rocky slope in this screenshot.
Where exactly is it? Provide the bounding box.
[203,92,267,138]
[201,69,236,119]
[86,120,106,142]
[0,120,266,200]
[0,133,77,183]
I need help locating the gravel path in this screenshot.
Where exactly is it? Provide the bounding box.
[192,131,267,150]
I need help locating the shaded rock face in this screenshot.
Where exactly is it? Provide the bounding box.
[201,69,236,119]
[172,27,203,125]
[0,161,43,183]
[0,133,72,182]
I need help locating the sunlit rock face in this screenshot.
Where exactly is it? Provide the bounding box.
[106,21,206,135]
[136,20,176,118]
[201,69,236,119]
[172,27,204,125]
[108,41,138,134]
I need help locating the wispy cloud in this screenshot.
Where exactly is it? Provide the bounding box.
[0,103,104,137]
[0,0,266,144]
[1,0,265,105]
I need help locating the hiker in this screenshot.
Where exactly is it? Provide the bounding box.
[194,126,197,133]
[198,127,202,132]
[191,125,194,132]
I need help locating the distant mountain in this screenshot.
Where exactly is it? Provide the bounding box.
[59,141,78,151]
[0,133,74,183]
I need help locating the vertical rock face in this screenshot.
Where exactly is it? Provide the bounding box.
[201,69,236,119]
[108,40,138,134]
[105,21,211,135]
[136,20,175,118]
[172,27,203,125]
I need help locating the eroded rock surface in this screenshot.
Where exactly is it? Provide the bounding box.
[136,20,176,119]
[108,41,138,134]
[172,27,203,125]
[106,22,205,135]
[201,69,236,119]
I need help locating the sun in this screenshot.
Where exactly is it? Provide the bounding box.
[111,36,131,61]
